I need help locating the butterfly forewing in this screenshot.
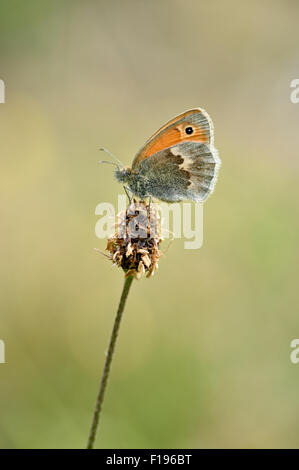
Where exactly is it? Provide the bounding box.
[132,108,213,169]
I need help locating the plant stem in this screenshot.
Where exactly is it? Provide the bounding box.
[87,274,134,449]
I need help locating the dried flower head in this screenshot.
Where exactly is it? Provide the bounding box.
[106,200,162,279]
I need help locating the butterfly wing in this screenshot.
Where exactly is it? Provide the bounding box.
[131,108,220,202]
[132,108,214,169]
[133,141,220,202]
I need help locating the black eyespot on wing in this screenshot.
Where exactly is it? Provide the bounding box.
[185,126,193,135]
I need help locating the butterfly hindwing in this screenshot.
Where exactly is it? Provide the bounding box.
[133,141,220,202]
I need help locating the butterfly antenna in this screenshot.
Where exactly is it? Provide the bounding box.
[99,147,124,168]
[98,160,119,168]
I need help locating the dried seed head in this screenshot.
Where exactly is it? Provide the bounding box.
[106,201,162,279]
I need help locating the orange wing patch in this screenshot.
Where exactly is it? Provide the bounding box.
[146,123,208,155]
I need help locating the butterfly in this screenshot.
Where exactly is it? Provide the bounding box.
[102,108,221,203]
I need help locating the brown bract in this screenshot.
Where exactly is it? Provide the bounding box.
[106,201,162,279]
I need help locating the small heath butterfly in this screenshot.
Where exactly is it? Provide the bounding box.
[103,108,221,202]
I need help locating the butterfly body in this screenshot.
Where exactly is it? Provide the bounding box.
[115,108,221,203]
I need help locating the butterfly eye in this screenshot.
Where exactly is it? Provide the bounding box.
[185,126,194,135]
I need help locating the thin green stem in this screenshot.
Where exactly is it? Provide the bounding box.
[87,275,134,449]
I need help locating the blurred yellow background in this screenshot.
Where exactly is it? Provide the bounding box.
[1,0,299,449]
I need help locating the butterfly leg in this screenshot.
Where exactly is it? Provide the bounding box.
[123,185,133,204]
[148,196,153,211]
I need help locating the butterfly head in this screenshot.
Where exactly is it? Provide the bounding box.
[114,166,132,184]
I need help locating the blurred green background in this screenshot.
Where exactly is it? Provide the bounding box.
[1,0,299,449]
